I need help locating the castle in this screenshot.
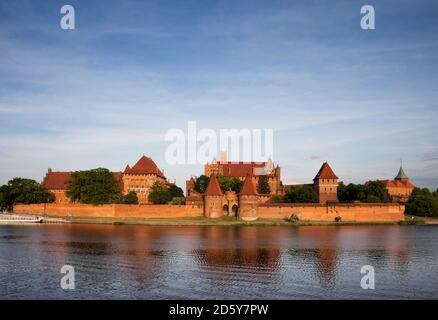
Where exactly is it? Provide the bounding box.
[40,153,415,221]
[186,159,415,220]
[382,166,415,202]
[42,155,169,204]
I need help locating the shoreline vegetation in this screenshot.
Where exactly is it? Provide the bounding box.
[5,214,435,227]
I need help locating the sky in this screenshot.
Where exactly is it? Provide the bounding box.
[0,0,438,189]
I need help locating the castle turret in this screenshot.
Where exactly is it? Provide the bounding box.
[238,174,258,221]
[313,162,338,204]
[204,174,223,218]
[394,166,409,181]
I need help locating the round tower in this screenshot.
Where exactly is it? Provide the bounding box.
[238,174,259,221]
[203,174,223,218]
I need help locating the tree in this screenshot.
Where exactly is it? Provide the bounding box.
[365,195,380,203]
[283,185,318,203]
[406,192,438,218]
[364,180,388,202]
[257,175,271,194]
[148,182,172,204]
[123,191,138,204]
[66,168,122,204]
[3,178,51,206]
[217,175,243,193]
[194,175,210,193]
[0,185,10,210]
[168,184,184,198]
[338,181,388,203]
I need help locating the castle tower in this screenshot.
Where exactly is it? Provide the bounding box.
[204,174,224,218]
[238,174,259,221]
[313,162,338,204]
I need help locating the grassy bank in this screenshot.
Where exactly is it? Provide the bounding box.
[64,215,406,227]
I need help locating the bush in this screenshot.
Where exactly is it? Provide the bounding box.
[335,216,342,223]
[288,213,300,223]
[170,197,186,205]
[123,191,138,204]
[269,195,283,203]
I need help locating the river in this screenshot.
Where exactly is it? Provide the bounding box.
[0,224,437,299]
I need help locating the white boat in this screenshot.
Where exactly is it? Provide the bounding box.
[0,214,43,224]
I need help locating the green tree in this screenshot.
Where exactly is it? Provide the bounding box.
[168,184,184,198]
[194,175,210,193]
[148,181,172,204]
[338,181,388,203]
[337,181,347,201]
[364,180,388,202]
[406,192,438,218]
[217,175,243,193]
[3,178,51,205]
[123,191,138,204]
[365,195,381,203]
[283,185,318,203]
[257,175,271,194]
[66,168,122,204]
[0,185,10,209]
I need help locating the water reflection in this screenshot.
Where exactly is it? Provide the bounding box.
[0,224,437,299]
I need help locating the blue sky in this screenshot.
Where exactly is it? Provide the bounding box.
[1,0,438,189]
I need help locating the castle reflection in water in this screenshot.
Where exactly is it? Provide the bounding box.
[5,224,425,299]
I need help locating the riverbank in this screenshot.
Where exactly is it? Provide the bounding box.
[56,215,427,226]
[3,213,435,226]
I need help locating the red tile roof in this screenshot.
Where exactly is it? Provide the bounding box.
[401,180,415,188]
[216,161,269,177]
[42,170,71,190]
[204,174,223,196]
[383,179,415,189]
[240,174,258,196]
[383,180,396,188]
[123,156,165,178]
[314,162,338,180]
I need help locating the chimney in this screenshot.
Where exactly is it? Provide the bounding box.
[48,168,52,173]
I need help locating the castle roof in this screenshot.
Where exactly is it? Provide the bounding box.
[314,162,338,180]
[212,161,273,177]
[383,179,414,189]
[205,174,223,196]
[123,155,165,178]
[395,166,409,181]
[240,174,258,196]
[42,170,71,190]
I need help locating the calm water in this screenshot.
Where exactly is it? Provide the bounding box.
[0,224,437,299]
